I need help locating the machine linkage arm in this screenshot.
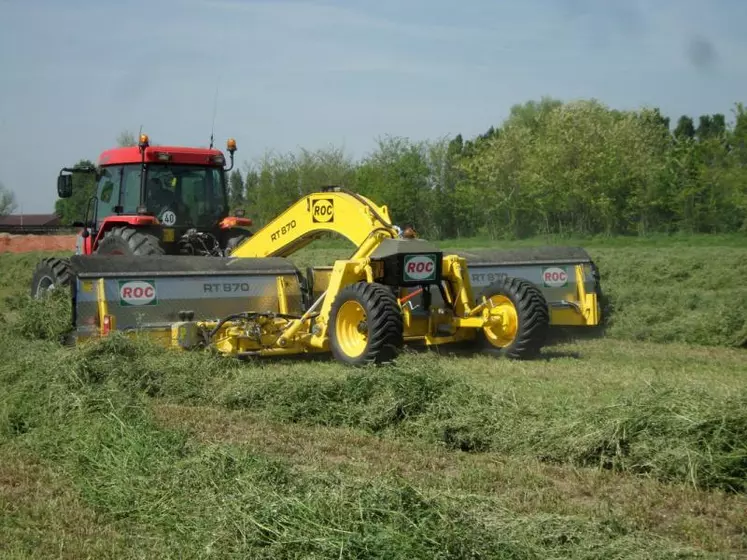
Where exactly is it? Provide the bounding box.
[229,187,400,260]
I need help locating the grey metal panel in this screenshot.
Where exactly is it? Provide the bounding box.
[399,263,595,315]
[454,246,593,266]
[73,271,303,331]
[70,255,300,278]
[463,262,595,303]
[369,238,442,259]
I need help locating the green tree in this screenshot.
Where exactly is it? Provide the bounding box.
[247,147,357,228]
[228,169,245,211]
[242,164,260,214]
[0,181,17,216]
[505,96,564,131]
[696,114,726,141]
[726,103,747,230]
[460,100,671,237]
[354,137,434,236]
[674,115,696,139]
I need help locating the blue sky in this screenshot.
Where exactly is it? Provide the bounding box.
[1,0,745,213]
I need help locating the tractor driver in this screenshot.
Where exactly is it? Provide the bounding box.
[401,224,417,239]
[146,177,178,216]
[394,224,417,239]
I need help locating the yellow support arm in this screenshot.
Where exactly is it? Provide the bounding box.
[230,188,399,259]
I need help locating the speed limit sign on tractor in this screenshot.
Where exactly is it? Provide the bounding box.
[542,266,568,288]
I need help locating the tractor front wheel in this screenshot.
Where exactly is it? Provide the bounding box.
[95,227,165,256]
[476,275,550,360]
[30,257,72,299]
[329,282,404,366]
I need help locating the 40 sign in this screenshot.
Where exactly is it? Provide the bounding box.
[542,267,568,288]
[118,280,158,306]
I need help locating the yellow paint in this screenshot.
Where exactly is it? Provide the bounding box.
[70,188,600,363]
[95,278,111,335]
[480,294,518,348]
[276,277,288,314]
[334,300,368,358]
[230,190,398,259]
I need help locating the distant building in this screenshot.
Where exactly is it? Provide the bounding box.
[0,214,61,227]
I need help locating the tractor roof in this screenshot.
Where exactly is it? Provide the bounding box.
[98,145,226,167]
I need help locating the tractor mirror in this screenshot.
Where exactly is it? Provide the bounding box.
[57,174,73,198]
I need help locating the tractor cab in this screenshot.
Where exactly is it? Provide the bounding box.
[57,135,252,257]
[100,155,228,230]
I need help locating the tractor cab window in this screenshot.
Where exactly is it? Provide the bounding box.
[145,165,227,228]
[121,166,142,214]
[95,166,122,224]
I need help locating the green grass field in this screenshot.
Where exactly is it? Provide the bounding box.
[1,235,746,559]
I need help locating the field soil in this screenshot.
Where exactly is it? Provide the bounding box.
[0,233,77,253]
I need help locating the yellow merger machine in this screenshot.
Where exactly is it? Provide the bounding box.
[42,186,600,365]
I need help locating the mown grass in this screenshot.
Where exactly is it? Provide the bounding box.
[13,330,740,495]
[1,237,746,558]
[2,332,745,558]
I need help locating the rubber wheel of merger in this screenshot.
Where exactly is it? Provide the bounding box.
[476,275,550,360]
[95,227,165,256]
[329,281,404,366]
[30,257,72,299]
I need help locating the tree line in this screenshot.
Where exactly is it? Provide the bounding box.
[53,97,747,240]
[229,97,747,239]
[0,181,16,216]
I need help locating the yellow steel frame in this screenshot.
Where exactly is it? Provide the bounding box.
[185,253,510,357]
[86,189,599,357]
[547,264,599,327]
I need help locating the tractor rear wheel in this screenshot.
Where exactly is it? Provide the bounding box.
[30,257,72,299]
[95,227,165,256]
[329,281,404,366]
[475,275,549,360]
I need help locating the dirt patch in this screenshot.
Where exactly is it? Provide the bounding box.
[0,233,77,253]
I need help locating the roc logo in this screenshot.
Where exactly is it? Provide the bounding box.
[542,267,568,288]
[118,280,157,306]
[403,254,437,282]
[311,198,334,223]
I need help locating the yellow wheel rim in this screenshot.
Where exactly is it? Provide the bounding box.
[482,294,519,348]
[335,300,368,358]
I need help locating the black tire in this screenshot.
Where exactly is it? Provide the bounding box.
[475,275,550,360]
[328,281,404,366]
[95,226,165,256]
[30,257,72,299]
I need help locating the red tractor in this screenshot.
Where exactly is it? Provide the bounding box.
[31,133,253,297]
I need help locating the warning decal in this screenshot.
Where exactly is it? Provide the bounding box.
[119,280,158,306]
[542,267,568,288]
[403,254,437,282]
[311,198,334,223]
